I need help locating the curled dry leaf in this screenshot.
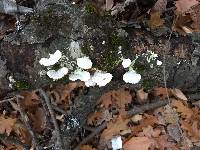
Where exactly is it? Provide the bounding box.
[170,88,187,101]
[19,91,40,108]
[0,116,16,135]
[152,0,167,13]
[175,0,199,13]
[98,88,132,115]
[13,121,31,144]
[99,115,129,147]
[137,125,161,138]
[80,145,96,150]
[87,111,103,126]
[131,114,158,134]
[123,136,156,150]
[28,107,47,133]
[171,100,193,119]
[151,87,171,99]
[136,88,148,104]
[47,82,84,105]
[147,12,164,28]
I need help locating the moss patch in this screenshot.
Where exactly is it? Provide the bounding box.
[14,80,30,90]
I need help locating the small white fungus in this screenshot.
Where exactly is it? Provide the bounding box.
[157,60,162,66]
[69,70,91,82]
[122,58,132,68]
[85,78,96,87]
[47,67,68,80]
[123,70,141,84]
[92,71,113,87]
[39,50,62,66]
[111,136,123,150]
[77,57,92,69]
[102,41,106,44]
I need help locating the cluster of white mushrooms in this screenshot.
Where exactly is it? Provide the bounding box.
[39,49,162,87]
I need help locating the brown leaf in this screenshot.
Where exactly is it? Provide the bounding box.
[87,111,103,126]
[156,135,178,150]
[147,12,164,28]
[171,88,187,101]
[13,122,31,144]
[0,116,16,135]
[136,88,148,104]
[80,145,96,150]
[123,136,156,150]
[181,120,200,139]
[171,100,193,119]
[131,114,158,134]
[100,115,129,147]
[137,125,161,138]
[175,0,199,13]
[48,82,84,105]
[99,88,132,115]
[28,107,47,133]
[152,0,167,13]
[19,90,40,108]
[151,87,171,99]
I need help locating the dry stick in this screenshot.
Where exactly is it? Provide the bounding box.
[127,100,169,117]
[38,89,64,150]
[16,97,41,150]
[74,122,107,150]
[0,95,24,104]
[0,134,30,150]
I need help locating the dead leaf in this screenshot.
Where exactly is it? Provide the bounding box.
[19,91,40,108]
[156,135,178,150]
[28,107,47,133]
[181,120,200,139]
[175,0,199,13]
[151,87,171,99]
[99,88,132,116]
[13,121,31,144]
[123,136,156,150]
[152,0,167,13]
[137,125,161,138]
[87,111,103,126]
[0,116,16,135]
[147,12,164,28]
[136,88,148,104]
[48,82,84,105]
[131,114,158,134]
[162,105,179,125]
[100,115,129,147]
[171,100,193,119]
[171,88,187,101]
[167,124,182,142]
[80,145,96,150]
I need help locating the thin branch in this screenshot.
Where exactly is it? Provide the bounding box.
[16,97,41,150]
[0,134,30,150]
[127,100,169,117]
[74,122,107,150]
[0,95,24,104]
[37,89,64,150]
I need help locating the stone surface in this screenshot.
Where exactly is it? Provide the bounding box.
[0,0,200,96]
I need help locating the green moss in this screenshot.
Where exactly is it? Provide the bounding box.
[142,79,156,91]
[14,80,30,90]
[85,4,96,13]
[81,45,90,55]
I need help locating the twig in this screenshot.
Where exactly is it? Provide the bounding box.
[37,89,64,150]
[127,100,169,117]
[16,97,41,150]
[0,95,24,104]
[74,122,107,150]
[0,134,30,150]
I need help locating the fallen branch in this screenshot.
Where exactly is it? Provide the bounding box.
[127,99,169,117]
[0,134,30,150]
[0,95,24,104]
[37,89,64,150]
[74,122,107,150]
[16,97,41,150]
